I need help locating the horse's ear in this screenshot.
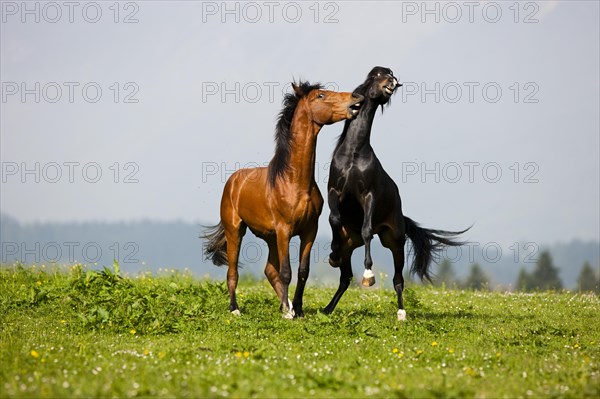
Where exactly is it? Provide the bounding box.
[291,82,302,97]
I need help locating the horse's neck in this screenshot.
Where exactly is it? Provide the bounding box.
[338,99,378,153]
[286,109,320,190]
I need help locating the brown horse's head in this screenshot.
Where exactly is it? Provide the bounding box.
[292,83,364,126]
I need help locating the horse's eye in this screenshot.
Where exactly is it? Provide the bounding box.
[317,93,325,99]
[377,72,381,77]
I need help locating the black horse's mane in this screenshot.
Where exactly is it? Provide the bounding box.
[335,67,393,150]
[268,81,323,187]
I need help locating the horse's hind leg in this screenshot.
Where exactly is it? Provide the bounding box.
[323,233,358,314]
[323,249,354,314]
[391,247,407,321]
[361,192,376,287]
[381,229,407,321]
[327,188,343,267]
[224,223,246,315]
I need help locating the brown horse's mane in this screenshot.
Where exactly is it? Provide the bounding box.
[267,81,323,187]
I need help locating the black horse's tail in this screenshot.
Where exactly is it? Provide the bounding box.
[201,223,228,266]
[404,216,470,282]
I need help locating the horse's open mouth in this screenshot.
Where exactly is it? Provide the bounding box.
[349,101,362,116]
[384,85,394,95]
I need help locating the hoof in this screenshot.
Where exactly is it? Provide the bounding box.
[282,311,294,320]
[281,299,295,320]
[328,254,341,268]
[361,276,376,287]
[231,309,241,316]
[397,309,406,321]
[361,269,376,287]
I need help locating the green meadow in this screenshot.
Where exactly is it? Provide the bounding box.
[1,264,598,398]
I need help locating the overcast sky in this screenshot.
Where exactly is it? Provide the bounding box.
[1,0,598,249]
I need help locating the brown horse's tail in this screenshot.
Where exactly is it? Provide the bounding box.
[201,223,228,266]
[404,216,470,282]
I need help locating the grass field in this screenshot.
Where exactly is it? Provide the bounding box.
[1,264,599,398]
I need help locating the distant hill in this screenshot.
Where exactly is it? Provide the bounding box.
[1,213,598,289]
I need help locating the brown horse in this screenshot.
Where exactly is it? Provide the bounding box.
[203,82,363,318]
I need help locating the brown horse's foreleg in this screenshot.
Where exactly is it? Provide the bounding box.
[292,228,317,318]
[276,230,294,319]
[264,240,284,301]
[361,192,376,287]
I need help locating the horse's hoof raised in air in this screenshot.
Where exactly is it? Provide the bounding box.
[361,269,376,287]
[328,254,342,268]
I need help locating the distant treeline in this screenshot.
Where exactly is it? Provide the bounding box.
[1,213,598,290]
[433,252,599,293]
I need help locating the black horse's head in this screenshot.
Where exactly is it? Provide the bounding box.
[354,66,402,106]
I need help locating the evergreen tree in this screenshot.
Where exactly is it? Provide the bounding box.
[516,268,533,292]
[463,263,490,290]
[531,251,563,291]
[434,258,456,288]
[577,262,600,293]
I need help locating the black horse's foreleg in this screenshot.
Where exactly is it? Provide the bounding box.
[361,192,376,286]
[327,188,343,267]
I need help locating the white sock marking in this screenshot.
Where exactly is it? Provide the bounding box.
[283,311,294,320]
[397,309,406,321]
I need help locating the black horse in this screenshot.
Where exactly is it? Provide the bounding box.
[324,66,469,320]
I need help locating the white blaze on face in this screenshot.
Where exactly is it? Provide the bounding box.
[363,269,375,279]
